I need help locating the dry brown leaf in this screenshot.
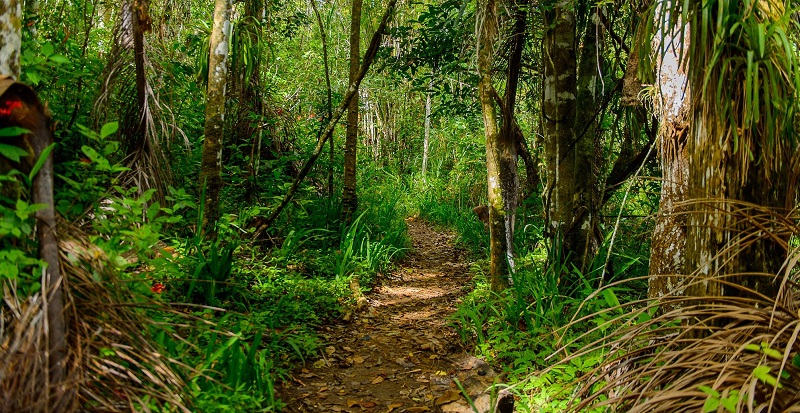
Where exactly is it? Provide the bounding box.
[347,399,359,408]
[435,390,461,405]
[359,401,377,408]
[406,407,431,413]
[386,402,403,412]
[325,346,336,355]
[353,355,365,364]
[371,376,384,384]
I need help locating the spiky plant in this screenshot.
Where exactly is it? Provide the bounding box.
[0,219,190,412]
[540,203,800,412]
[93,0,178,204]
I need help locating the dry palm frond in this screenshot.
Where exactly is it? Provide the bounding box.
[0,219,190,412]
[94,0,182,205]
[539,205,800,412]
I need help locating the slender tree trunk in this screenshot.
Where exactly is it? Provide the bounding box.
[477,0,517,292]
[200,0,232,230]
[341,0,362,224]
[132,0,148,150]
[0,0,21,80]
[421,76,433,177]
[311,0,334,197]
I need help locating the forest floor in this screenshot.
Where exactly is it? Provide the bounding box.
[279,218,507,413]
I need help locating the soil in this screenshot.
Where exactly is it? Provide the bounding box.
[279,218,512,413]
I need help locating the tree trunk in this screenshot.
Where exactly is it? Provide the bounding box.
[680,0,795,299]
[477,0,517,292]
[421,76,433,178]
[132,0,148,150]
[648,8,689,301]
[200,0,232,230]
[310,0,333,197]
[563,6,603,275]
[0,0,21,80]
[341,0,362,224]
[0,79,70,410]
[542,0,577,288]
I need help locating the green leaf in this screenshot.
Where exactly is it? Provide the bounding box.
[703,397,719,413]
[0,127,31,137]
[41,42,54,57]
[753,365,781,388]
[48,54,69,64]
[28,143,55,181]
[25,70,41,85]
[698,385,720,398]
[100,122,119,139]
[0,143,30,162]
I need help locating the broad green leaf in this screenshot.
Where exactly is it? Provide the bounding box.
[41,42,54,57]
[0,127,31,137]
[0,143,30,162]
[100,122,119,139]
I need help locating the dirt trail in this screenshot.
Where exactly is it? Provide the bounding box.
[280,218,511,413]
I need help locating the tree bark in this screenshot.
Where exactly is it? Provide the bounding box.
[477,0,517,292]
[0,0,21,80]
[200,0,232,230]
[542,0,577,288]
[310,0,334,197]
[563,6,603,275]
[421,77,432,178]
[648,8,689,301]
[679,0,795,299]
[0,79,69,410]
[341,0,362,224]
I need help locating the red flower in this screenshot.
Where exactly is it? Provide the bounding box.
[151,283,165,294]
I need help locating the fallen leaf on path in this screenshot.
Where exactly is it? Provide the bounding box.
[360,401,377,408]
[353,355,365,364]
[395,358,415,368]
[347,399,359,408]
[371,376,384,384]
[313,359,326,368]
[386,403,402,412]
[325,346,336,355]
[435,390,461,405]
[406,407,430,413]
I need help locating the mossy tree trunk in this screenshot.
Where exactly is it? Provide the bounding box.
[563,5,603,276]
[477,0,518,292]
[341,0,362,224]
[542,0,578,289]
[200,0,232,229]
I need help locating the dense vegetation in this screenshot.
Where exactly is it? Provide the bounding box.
[0,0,799,412]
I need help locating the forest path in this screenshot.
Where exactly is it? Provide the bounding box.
[280,218,505,413]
